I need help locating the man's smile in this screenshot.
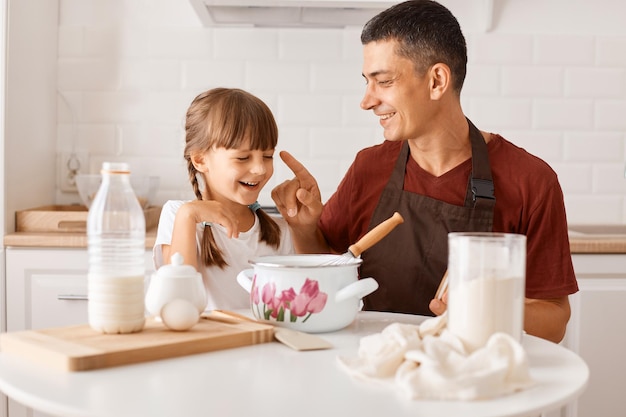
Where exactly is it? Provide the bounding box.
[379,112,396,120]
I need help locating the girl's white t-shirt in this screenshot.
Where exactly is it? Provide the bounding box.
[153,200,295,311]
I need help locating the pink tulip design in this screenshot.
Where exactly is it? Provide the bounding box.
[251,278,328,323]
[290,279,328,322]
[261,282,276,305]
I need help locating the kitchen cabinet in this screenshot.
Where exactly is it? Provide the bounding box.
[561,254,626,417]
[3,247,156,417]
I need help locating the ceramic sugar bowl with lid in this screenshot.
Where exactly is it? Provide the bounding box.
[145,253,207,331]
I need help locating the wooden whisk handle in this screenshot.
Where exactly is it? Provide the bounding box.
[348,212,404,258]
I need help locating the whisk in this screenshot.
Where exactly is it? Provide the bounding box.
[322,212,404,265]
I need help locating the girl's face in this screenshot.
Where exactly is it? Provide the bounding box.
[195,140,275,207]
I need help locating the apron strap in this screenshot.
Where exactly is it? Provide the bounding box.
[465,119,496,210]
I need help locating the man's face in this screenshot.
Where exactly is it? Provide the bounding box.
[360,39,432,142]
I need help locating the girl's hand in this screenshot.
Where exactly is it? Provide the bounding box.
[165,200,241,269]
[182,200,241,239]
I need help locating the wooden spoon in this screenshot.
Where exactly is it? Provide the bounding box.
[434,270,448,300]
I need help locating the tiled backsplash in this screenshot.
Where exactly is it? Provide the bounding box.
[55,0,626,224]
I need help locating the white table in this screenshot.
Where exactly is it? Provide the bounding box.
[0,312,588,417]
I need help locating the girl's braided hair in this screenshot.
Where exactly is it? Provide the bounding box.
[184,88,281,268]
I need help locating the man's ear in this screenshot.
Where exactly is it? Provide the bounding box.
[429,63,451,100]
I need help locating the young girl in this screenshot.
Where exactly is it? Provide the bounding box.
[154,88,294,310]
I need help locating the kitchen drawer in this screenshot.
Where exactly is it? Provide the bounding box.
[29,271,89,330]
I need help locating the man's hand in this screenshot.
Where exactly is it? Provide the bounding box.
[429,293,448,316]
[271,151,323,228]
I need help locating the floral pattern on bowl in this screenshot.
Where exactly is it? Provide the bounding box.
[251,275,328,323]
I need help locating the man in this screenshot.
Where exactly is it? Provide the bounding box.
[271,0,577,343]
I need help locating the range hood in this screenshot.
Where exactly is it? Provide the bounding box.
[189,0,394,28]
[189,0,495,31]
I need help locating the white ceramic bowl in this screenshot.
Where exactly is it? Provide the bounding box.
[75,174,160,209]
[237,254,378,333]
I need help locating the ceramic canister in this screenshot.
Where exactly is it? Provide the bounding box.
[145,253,207,319]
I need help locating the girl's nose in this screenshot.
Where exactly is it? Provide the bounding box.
[250,157,267,175]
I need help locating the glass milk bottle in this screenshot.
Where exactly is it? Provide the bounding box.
[87,162,146,334]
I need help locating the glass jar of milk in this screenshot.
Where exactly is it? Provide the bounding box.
[447,232,526,352]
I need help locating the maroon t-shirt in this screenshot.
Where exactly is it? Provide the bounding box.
[320,135,578,299]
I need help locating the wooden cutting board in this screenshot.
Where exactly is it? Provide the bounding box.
[0,317,274,371]
[15,205,162,233]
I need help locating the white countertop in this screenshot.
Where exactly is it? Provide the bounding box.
[0,312,589,417]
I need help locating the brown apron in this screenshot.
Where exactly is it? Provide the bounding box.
[360,119,495,315]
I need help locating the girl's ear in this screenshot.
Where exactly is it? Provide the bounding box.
[429,63,451,100]
[190,152,208,173]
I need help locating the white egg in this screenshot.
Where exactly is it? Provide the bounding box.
[160,299,200,331]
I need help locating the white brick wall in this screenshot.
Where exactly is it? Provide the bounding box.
[55,0,626,224]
